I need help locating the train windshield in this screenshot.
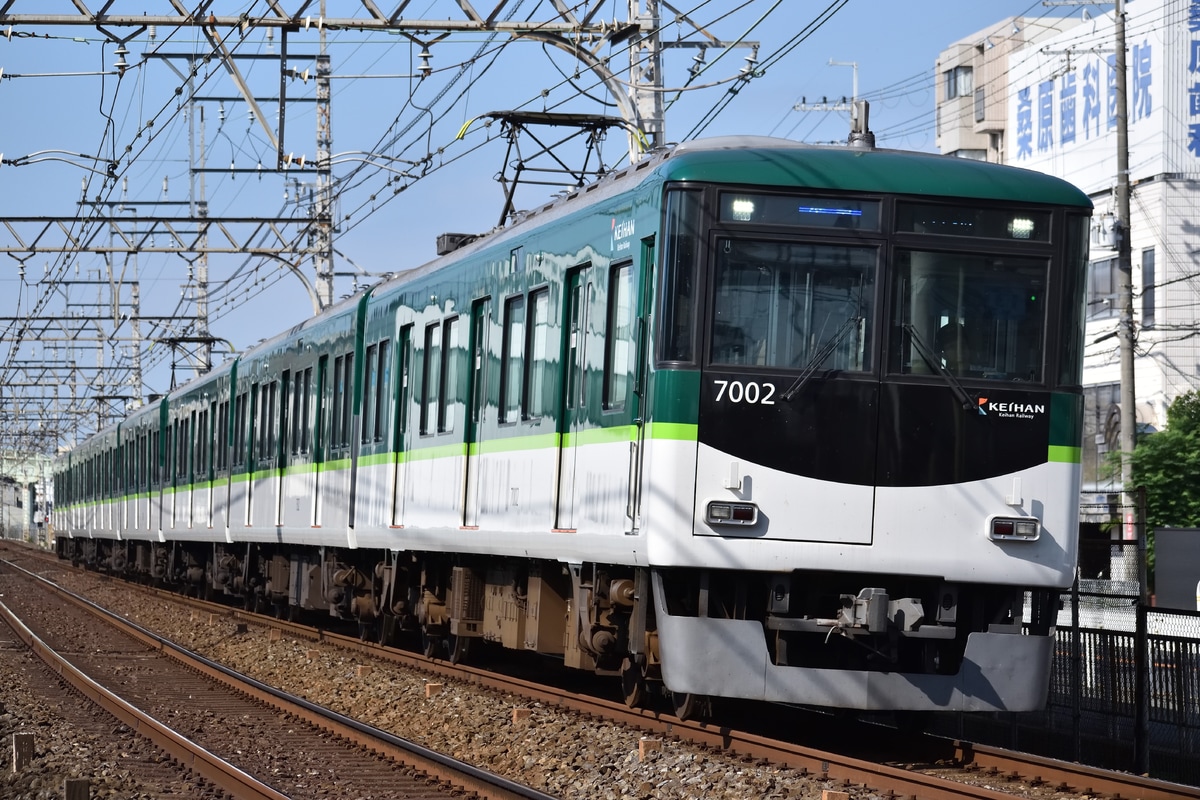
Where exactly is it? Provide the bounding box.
[889,250,1046,381]
[709,238,875,370]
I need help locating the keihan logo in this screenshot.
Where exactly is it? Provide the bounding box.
[980,397,1046,419]
[611,217,635,252]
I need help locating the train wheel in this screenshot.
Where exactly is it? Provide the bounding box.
[671,691,705,721]
[447,634,471,665]
[377,613,395,646]
[620,656,648,708]
[421,627,445,659]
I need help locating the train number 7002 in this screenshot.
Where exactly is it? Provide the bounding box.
[713,380,776,405]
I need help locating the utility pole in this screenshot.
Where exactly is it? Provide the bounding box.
[1114,0,1135,515]
[629,0,664,160]
[314,0,335,308]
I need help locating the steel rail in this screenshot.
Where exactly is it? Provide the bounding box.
[0,594,289,800]
[2,557,560,800]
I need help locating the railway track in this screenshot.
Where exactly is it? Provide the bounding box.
[6,542,1200,800]
[0,554,558,800]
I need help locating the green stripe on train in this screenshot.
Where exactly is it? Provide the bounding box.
[1048,445,1082,463]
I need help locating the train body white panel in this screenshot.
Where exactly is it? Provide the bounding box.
[400,454,465,530]
[471,442,558,532]
[693,443,874,544]
[648,444,1077,589]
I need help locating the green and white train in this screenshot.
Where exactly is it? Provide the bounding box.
[53,135,1091,715]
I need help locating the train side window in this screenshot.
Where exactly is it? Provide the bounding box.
[247,385,259,466]
[314,356,329,458]
[332,353,354,450]
[291,368,312,455]
[421,323,441,435]
[439,316,460,433]
[265,380,278,461]
[395,325,412,447]
[332,356,345,448]
[194,409,205,478]
[233,391,248,469]
[363,344,378,445]
[151,429,160,487]
[216,400,230,472]
[374,340,390,442]
[526,288,551,419]
[500,296,525,424]
[604,262,634,411]
[279,371,291,460]
[658,188,702,363]
[257,384,268,460]
[181,415,192,482]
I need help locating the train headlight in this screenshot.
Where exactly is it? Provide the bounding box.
[707,501,758,526]
[988,515,1040,541]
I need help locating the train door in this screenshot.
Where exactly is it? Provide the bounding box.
[555,266,591,530]
[277,370,290,527]
[626,242,655,530]
[245,383,259,527]
[390,326,411,526]
[312,354,328,526]
[463,298,490,528]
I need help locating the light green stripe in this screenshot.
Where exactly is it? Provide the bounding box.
[358,452,392,468]
[647,422,698,442]
[1048,445,1081,464]
[401,442,468,462]
[471,432,559,456]
[563,425,637,448]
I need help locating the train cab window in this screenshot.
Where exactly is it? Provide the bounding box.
[659,189,702,363]
[889,249,1047,381]
[500,297,525,424]
[709,239,875,371]
[604,263,634,410]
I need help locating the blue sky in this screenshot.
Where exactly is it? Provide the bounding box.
[0,1,1084,409]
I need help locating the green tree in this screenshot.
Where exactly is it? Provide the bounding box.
[1131,390,1200,530]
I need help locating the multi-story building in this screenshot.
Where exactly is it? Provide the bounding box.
[936,1,1200,494]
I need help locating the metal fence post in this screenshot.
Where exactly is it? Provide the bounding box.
[1071,570,1081,764]
[1133,486,1149,775]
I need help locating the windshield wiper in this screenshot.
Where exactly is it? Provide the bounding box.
[781,315,862,402]
[902,324,986,416]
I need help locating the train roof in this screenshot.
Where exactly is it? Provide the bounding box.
[659,136,1093,208]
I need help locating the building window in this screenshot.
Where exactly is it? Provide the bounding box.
[944,65,973,100]
[1141,247,1155,329]
[1087,257,1118,320]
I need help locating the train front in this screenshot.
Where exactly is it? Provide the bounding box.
[644,143,1091,712]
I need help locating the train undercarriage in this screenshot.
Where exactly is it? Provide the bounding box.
[57,536,1058,717]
